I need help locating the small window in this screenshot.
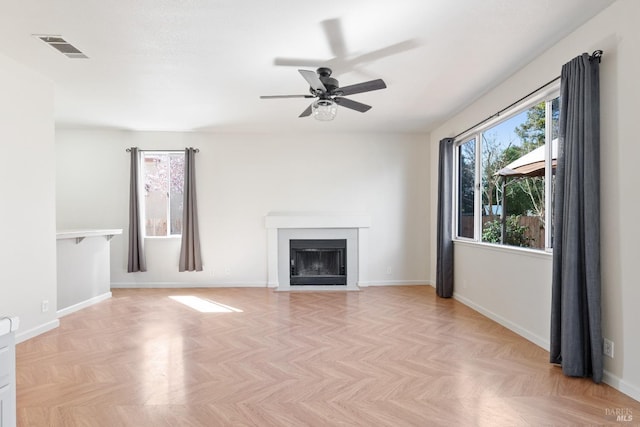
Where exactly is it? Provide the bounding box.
[142,152,184,237]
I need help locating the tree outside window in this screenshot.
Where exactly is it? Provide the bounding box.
[456,94,559,250]
[143,152,184,237]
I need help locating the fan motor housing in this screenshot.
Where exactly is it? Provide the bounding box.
[317,67,339,94]
[321,77,339,93]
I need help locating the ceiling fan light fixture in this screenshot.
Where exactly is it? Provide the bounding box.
[312,99,337,121]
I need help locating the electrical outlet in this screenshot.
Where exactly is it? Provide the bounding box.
[603,338,614,358]
[41,300,49,313]
[386,266,392,275]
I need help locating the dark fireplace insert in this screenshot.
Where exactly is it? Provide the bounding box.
[290,239,346,285]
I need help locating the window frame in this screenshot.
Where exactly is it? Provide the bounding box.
[139,150,185,239]
[452,83,560,252]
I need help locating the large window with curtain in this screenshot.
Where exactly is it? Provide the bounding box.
[454,85,559,250]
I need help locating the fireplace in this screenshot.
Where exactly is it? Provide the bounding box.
[265,212,371,291]
[290,239,346,286]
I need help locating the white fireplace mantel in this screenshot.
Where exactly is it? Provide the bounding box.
[265,212,371,290]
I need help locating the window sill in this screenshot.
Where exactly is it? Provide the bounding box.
[144,235,182,240]
[453,239,553,260]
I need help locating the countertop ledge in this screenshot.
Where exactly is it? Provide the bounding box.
[0,316,19,336]
[57,229,123,240]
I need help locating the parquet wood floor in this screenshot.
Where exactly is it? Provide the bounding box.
[16,286,640,426]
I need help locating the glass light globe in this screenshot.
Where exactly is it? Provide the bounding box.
[312,99,338,121]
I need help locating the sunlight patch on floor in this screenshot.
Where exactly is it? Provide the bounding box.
[169,295,243,313]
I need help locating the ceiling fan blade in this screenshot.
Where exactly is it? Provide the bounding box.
[321,18,347,58]
[299,69,327,93]
[338,79,387,96]
[344,39,419,67]
[334,97,372,113]
[260,95,315,99]
[274,57,328,67]
[299,103,313,117]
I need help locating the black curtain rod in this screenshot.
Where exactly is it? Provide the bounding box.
[452,76,560,140]
[452,49,603,141]
[125,148,199,152]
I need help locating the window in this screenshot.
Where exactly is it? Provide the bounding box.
[455,88,559,250]
[142,151,184,237]
[457,138,476,239]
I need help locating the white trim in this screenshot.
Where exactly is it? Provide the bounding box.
[111,280,433,289]
[111,282,268,288]
[544,98,554,251]
[275,285,360,292]
[602,370,640,403]
[453,239,553,260]
[453,292,550,351]
[15,319,59,344]
[264,212,371,291]
[141,151,184,238]
[358,280,430,287]
[56,292,112,318]
[276,228,359,291]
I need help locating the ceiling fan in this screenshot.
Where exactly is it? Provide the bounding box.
[260,67,387,121]
[274,18,418,78]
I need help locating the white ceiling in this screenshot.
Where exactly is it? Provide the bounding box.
[0,0,614,134]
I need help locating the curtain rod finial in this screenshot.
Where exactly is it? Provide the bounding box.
[591,50,603,63]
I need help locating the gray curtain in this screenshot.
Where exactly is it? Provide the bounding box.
[179,147,203,271]
[436,137,454,298]
[127,147,147,272]
[550,52,602,382]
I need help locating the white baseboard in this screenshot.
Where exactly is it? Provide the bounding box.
[111,282,268,289]
[15,319,59,344]
[603,370,640,403]
[358,280,431,287]
[57,292,112,318]
[276,285,360,292]
[453,292,550,351]
[452,293,640,402]
[113,281,433,289]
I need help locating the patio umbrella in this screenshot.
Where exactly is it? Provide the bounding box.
[497,138,558,177]
[493,138,557,244]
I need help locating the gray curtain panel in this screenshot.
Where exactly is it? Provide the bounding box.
[127,147,147,272]
[179,147,203,272]
[436,137,455,298]
[550,52,602,383]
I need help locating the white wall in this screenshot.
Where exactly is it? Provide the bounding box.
[57,235,112,312]
[430,0,640,400]
[0,53,58,341]
[56,130,430,288]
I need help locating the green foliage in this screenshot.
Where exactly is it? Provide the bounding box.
[505,176,544,216]
[459,140,475,216]
[514,102,546,150]
[472,97,557,247]
[482,215,531,247]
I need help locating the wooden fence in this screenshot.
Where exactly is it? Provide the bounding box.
[459,215,546,249]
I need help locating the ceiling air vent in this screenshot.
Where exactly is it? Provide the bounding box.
[35,35,88,59]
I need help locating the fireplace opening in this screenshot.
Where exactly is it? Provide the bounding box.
[290,239,346,285]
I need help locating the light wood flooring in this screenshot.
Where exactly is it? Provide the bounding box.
[16,286,640,426]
